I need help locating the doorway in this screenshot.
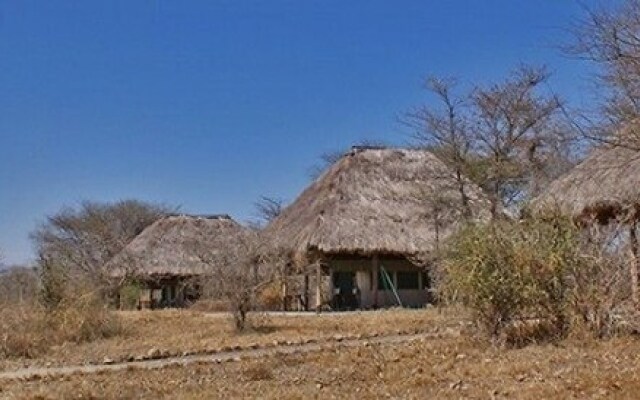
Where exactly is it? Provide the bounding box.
[332,271,359,310]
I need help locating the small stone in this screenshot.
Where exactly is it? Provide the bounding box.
[449,380,464,390]
[455,354,466,360]
[316,383,323,390]
[147,348,161,359]
[103,357,114,365]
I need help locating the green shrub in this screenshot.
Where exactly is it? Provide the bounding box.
[119,281,142,310]
[439,215,624,345]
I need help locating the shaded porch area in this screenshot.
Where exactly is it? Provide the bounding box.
[325,254,431,310]
[118,276,200,310]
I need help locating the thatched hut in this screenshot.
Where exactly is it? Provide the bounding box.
[533,146,640,224]
[533,145,640,302]
[109,214,248,309]
[264,146,491,310]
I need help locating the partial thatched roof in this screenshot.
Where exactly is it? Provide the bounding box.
[532,146,640,222]
[109,214,249,278]
[264,147,491,262]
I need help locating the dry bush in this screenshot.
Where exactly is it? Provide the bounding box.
[256,281,284,311]
[565,223,631,338]
[0,294,123,359]
[441,215,631,345]
[0,304,48,358]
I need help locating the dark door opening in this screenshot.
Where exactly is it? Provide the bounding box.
[332,271,359,310]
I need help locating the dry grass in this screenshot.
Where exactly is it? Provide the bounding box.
[0,298,123,360]
[3,328,640,399]
[0,307,455,371]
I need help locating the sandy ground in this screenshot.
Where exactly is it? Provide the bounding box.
[3,328,640,399]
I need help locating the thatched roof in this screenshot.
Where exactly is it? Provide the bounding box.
[109,214,249,278]
[264,147,491,262]
[532,146,640,222]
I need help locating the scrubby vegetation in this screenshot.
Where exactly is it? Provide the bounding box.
[0,294,123,359]
[440,215,631,345]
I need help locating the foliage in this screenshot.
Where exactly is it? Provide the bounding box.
[31,199,172,303]
[440,215,630,345]
[118,280,143,310]
[405,66,576,217]
[568,0,640,149]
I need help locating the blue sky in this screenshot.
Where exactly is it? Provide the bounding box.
[0,1,606,264]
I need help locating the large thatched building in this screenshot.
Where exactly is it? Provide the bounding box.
[265,146,491,310]
[109,214,248,309]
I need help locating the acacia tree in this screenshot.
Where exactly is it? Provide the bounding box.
[568,0,640,149]
[407,66,570,216]
[31,199,171,305]
[404,77,475,219]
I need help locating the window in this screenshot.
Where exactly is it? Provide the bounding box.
[396,271,420,290]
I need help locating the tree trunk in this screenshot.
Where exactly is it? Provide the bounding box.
[630,224,639,307]
[455,169,472,219]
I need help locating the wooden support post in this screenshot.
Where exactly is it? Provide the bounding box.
[281,278,288,311]
[630,223,639,307]
[372,255,379,309]
[303,271,310,311]
[315,262,323,312]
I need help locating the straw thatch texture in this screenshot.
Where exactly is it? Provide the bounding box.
[109,215,248,278]
[533,146,640,222]
[264,147,491,261]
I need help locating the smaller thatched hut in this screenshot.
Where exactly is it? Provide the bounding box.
[109,214,248,309]
[533,146,640,223]
[533,145,640,303]
[264,146,491,310]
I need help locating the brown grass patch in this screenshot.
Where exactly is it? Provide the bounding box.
[0,297,123,360]
[3,331,640,399]
[0,308,457,371]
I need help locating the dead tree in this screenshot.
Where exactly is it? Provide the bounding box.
[191,230,282,330]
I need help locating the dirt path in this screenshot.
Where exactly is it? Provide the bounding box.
[0,332,436,381]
